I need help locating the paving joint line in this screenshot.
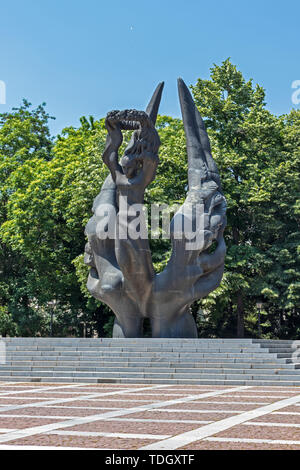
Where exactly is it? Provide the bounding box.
[48,430,171,440]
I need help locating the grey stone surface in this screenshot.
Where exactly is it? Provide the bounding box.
[84,80,227,338]
[1,338,300,386]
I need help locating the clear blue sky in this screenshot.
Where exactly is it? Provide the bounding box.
[1,0,299,135]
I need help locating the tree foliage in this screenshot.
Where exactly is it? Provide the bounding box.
[191,59,300,338]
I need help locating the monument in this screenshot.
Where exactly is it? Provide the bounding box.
[84,79,227,338]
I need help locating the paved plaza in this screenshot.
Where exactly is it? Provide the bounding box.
[0,382,299,450]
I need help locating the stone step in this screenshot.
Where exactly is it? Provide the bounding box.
[1,376,300,386]
[286,358,300,364]
[265,348,299,353]
[6,339,297,345]
[1,369,300,380]
[6,345,264,353]
[1,338,299,387]
[0,365,299,375]
[4,344,263,350]
[4,339,261,344]
[2,338,256,343]
[4,350,281,358]
[254,339,300,345]
[1,361,298,369]
[3,342,295,346]
[3,356,293,365]
[277,353,300,358]
[4,346,299,355]
[3,338,298,347]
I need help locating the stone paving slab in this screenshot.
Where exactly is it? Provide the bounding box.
[68,420,202,435]
[161,402,259,411]
[0,417,66,429]
[0,398,49,405]
[5,434,157,449]
[179,439,300,450]
[128,410,238,421]
[247,413,300,424]
[276,405,300,412]
[0,407,114,417]
[0,382,299,450]
[0,393,85,399]
[214,424,300,440]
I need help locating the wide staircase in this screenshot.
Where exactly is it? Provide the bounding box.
[0,338,300,386]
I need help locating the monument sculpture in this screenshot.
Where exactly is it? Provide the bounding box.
[84,79,227,338]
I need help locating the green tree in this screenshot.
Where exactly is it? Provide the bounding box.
[191,59,300,338]
[0,306,18,336]
[1,115,109,336]
[0,101,54,335]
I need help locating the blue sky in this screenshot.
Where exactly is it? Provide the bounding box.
[0,0,299,135]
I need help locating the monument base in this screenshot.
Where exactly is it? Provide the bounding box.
[1,338,300,386]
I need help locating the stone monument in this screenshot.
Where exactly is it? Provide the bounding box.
[84,79,227,338]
